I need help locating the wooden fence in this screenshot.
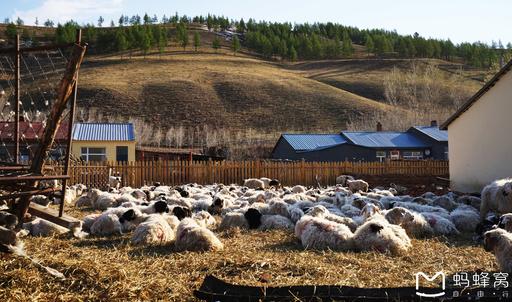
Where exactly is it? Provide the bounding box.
[51,160,449,189]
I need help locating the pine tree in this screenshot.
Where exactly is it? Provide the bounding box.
[44,19,54,27]
[279,40,288,59]
[365,34,374,56]
[98,16,104,27]
[158,28,167,55]
[115,29,128,57]
[143,13,151,24]
[5,23,17,40]
[15,17,24,26]
[212,36,220,52]
[289,45,298,61]
[232,35,241,55]
[119,15,124,26]
[194,32,201,51]
[110,20,115,27]
[333,36,341,57]
[35,17,39,26]
[141,31,151,57]
[341,31,353,57]
[176,22,188,50]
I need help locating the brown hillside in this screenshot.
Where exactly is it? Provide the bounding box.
[77,53,405,131]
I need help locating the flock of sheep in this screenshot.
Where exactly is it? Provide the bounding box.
[2,175,512,273]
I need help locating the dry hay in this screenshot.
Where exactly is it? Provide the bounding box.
[0,217,496,301]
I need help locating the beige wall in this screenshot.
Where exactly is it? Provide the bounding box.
[72,140,136,162]
[448,71,512,193]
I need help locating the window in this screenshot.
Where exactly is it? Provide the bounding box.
[81,147,106,162]
[390,150,400,160]
[403,151,423,160]
[116,146,128,162]
[376,151,386,162]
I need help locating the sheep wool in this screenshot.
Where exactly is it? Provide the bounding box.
[90,213,123,236]
[498,214,512,232]
[420,212,460,236]
[347,179,369,193]
[449,205,480,232]
[481,178,512,220]
[243,178,265,190]
[259,215,294,231]
[131,214,175,245]
[23,218,69,237]
[219,212,249,230]
[175,218,224,252]
[385,207,434,238]
[193,211,217,229]
[353,219,412,255]
[294,215,354,251]
[484,229,512,272]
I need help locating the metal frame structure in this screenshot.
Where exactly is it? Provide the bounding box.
[0,29,85,227]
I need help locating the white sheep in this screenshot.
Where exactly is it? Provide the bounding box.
[90,213,123,236]
[23,218,69,237]
[30,195,51,207]
[131,214,175,245]
[75,195,93,208]
[384,207,434,238]
[347,179,369,193]
[243,178,265,190]
[218,212,249,230]
[335,175,354,186]
[94,192,119,210]
[288,206,305,223]
[484,228,512,272]
[497,213,512,232]
[420,212,460,236]
[294,215,354,251]
[0,211,18,230]
[457,195,481,210]
[481,178,512,220]
[308,205,358,232]
[193,211,217,229]
[82,213,101,232]
[449,205,480,232]
[353,219,412,255]
[260,177,271,188]
[175,218,224,252]
[432,196,457,211]
[259,215,294,231]
[291,185,307,194]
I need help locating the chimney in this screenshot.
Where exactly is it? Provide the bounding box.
[376,122,383,132]
[430,120,437,127]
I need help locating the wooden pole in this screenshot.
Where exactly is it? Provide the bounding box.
[14,34,20,164]
[15,35,86,226]
[59,29,81,217]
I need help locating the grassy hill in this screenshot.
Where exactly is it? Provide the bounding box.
[2,26,489,157]
[78,52,406,131]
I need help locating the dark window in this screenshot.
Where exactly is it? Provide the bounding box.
[116,146,129,161]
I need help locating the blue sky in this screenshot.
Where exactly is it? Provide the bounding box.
[2,0,510,44]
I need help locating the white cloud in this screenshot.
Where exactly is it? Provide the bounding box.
[13,0,124,25]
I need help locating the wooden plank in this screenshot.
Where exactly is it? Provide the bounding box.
[28,203,81,229]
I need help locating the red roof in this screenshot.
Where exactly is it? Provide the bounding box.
[0,121,69,141]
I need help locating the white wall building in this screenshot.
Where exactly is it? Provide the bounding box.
[441,60,512,193]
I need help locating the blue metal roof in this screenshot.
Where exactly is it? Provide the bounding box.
[341,131,428,148]
[72,123,135,141]
[281,134,347,151]
[412,126,448,142]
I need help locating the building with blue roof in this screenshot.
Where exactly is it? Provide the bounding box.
[271,121,448,162]
[71,123,136,162]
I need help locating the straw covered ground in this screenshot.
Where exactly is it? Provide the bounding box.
[0,207,496,301]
